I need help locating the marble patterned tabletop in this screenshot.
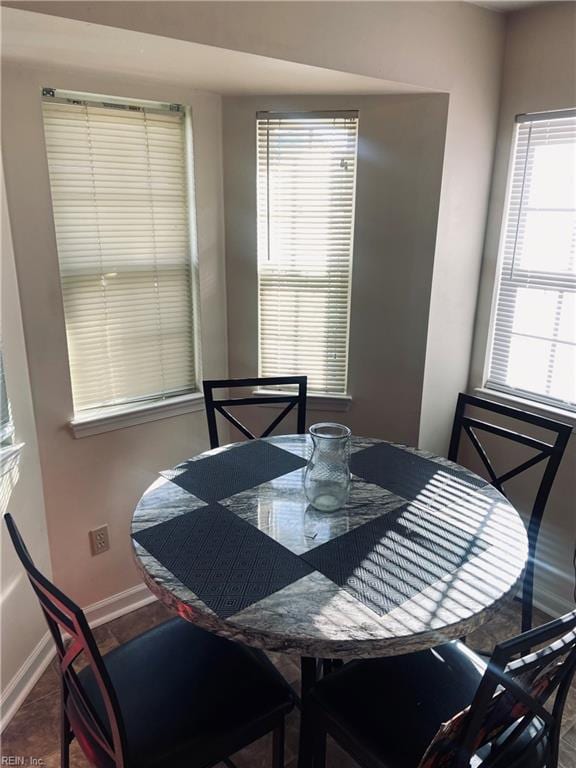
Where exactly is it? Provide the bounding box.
[131,435,528,659]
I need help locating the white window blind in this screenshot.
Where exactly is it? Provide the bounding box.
[0,348,14,447]
[257,111,358,395]
[42,92,197,414]
[486,110,576,412]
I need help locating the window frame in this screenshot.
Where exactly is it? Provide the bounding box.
[256,110,359,398]
[482,108,576,416]
[41,89,203,435]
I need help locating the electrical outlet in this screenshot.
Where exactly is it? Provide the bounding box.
[89,525,110,556]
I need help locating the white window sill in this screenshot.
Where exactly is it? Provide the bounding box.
[70,393,205,438]
[0,443,25,477]
[253,390,352,413]
[474,387,576,428]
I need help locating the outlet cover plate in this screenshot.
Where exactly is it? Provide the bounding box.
[89,525,110,556]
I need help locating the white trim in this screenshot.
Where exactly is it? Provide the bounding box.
[253,389,352,413]
[70,393,205,438]
[0,584,157,731]
[480,122,519,388]
[533,583,575,620]
[43,87,183,114]
[83,583,157,629]
[480,113,576,409]
[474,387,576,428]
[256,113,358,398]
[516,108,576,124]
[306,394,352,413]
[257,110,359,121]
[185,106,204,391]
[0,630,54,732]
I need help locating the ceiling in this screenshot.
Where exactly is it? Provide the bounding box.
[1,7,430,95]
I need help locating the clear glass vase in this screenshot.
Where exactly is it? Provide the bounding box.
[304,423,351,512]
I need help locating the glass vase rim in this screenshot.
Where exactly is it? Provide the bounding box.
[308,422,352,440]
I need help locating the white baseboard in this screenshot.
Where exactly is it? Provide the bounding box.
[533,583,575,620]
[0,630,55,733]
[0,583,157,732]
[84,583,157,629]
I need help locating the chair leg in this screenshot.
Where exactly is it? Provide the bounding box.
[300,657,318,699]
[522,556,535,633]
[298,709,315,768]
[298,658,319,768]
[273,720,285,768]
[60,696,71,768]
[313,727,326,768]
[321,659,344,676]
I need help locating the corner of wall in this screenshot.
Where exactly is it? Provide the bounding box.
[1,158,53,722]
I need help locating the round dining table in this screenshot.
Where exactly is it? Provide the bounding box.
[131,434,528,662]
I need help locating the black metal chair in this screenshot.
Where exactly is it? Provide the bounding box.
[203,376,308,449]
[305,610,576,768]
[448,393,572,632]
[4,513,294,768]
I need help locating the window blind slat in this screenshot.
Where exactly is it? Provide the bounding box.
[486,112,576,411]
[257,112,358,395]
[0,350,14,446]
[43,97,196,413]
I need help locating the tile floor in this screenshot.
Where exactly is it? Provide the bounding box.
[2,600,575,767]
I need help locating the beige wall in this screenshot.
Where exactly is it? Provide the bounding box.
[3,1,571,621]
[223,94,449,442]
[469,3,576,616]
[0,2,571,656]
[1,163,52,701]
[1,62,227,607]
[11,1,507,453]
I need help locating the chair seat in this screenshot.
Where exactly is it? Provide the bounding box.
[77,617,294,768]
[309,642,547,768]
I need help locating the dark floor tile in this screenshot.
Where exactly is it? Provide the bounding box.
[73,625,120,674]
[3,598,576,768]
[284,707,302,763]
[41,741,91,768]
[25,661,60,705]
[559,735,576,768]
[106,599,172,644]
[285,737,358,768]
[231,726,357,768]
[1,689,60,762]
[228,708,302,768]
[91,620,119,645]
[267,651,301,688]
[90,623,119,653]
[326,737,359,767]
[533,606,555,627]
[561,680,576,733]
[467,600,554,655]
[230,732,275,768]
[563,722,576,750]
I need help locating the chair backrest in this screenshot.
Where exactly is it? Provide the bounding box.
[448,393,572,631]
[460,610,576,768]
[4,513,126,768]
[202,376,308,449]
[420,611,576,768]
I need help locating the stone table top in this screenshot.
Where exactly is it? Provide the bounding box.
[132,435,528,659]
